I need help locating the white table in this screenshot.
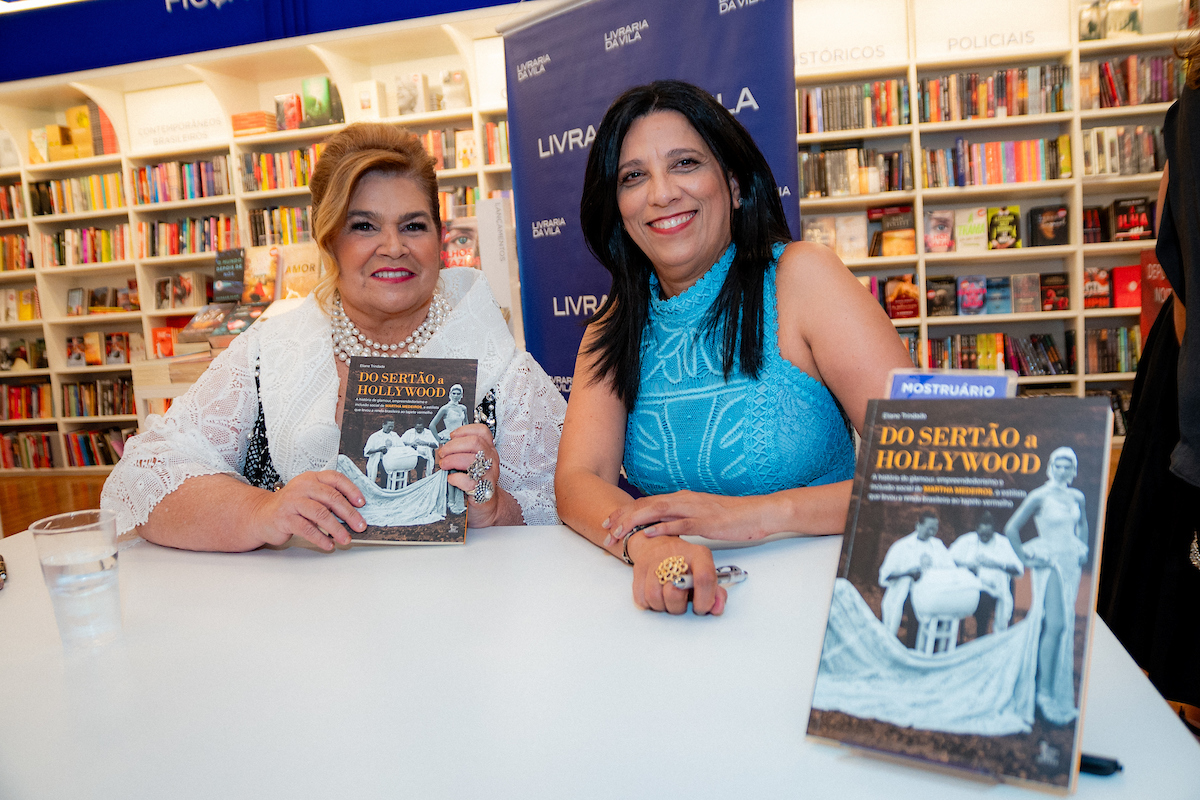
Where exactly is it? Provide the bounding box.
[1,527,1196,799]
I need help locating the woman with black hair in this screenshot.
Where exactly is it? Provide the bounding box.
[555,80,911,615]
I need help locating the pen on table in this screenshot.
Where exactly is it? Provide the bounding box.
[1079,753,1122,776]
[672,565,747,591]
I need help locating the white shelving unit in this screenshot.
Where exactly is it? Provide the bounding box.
[0,1,550,472]
[795,12,1184,397]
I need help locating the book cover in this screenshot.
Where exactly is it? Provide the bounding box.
[807,397,1113,793]
[923,209,955,253]
[953,208,988,252]
[129,331,146,362]
[154,277,172,311]
[454,129,477,170]
[985,277,1012,314]
[65,336,85,367]
[1140,248,1172,345]
[801,216,837,249]
[1012,273,1041,313]
[104,332,129,364]
[274,93,303,131]
[885,274,919,319]
[1111,197,1153,241]
[83,331,103,365]
[176,303,236,343]
[1083,267,1113,309]
[214,248,245,304]
[881,209,917,256]
[351,80,385,120]
[1041,273,1071,311]
[207,304,266,348]
[1028,205,1069,247]
[835,215,868,260]
[441,70,471,109]
[66,287,84,317]
[925,276,957,317]
[274,241,323,299]
[987,206,1022,249]
[242,246,280,304]
[395,73,430,115]
[1111,264,1140,308]
[335,357,478,544]
[956,275,987,315]
[300,77,333,126]
[441,217,480,269]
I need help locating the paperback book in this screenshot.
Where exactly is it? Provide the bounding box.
[985,277,1012,314]
[953,207,988,253]
[956,275,987,315]
[987,206,1022,249]
[1012,273,1042,313]
[885,274,919,319]
[335,357,478,544]
[923,210,955,253]
[807,397,1113,793]
[926,276,957,317]
[1028,205,1069,247]
[1041,273,1071,311]
[1083,267,1113,309]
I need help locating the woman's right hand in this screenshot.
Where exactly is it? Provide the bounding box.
[250,470,368,551]
[627,533,727,616]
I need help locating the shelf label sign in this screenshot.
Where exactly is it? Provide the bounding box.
[913,0,1070,61]
[793,0,910,75]
[125,83,232,152]
[888,370,1018,400]
[502,0,799,396]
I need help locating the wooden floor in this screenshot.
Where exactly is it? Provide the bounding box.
[0,474,109,537]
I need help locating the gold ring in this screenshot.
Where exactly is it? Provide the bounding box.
[655,555,688,585]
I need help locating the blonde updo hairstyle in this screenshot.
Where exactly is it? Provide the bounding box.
[309,123,441,312]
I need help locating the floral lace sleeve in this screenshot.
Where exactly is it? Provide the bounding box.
[493,352,566,525]
[100,328,262,541]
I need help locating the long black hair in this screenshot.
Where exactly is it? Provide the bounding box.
[579,80,792,412]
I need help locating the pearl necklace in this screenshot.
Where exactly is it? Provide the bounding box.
[331,292,450,360]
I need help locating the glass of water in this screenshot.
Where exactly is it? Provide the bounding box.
[30,509,122,648]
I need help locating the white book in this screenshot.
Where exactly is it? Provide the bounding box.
[953,207,988,253]
[835,215,868,260]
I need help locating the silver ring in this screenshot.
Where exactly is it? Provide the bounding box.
[472,478,495,504]
[468,451,493,481]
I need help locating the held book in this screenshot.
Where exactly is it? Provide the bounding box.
[807,397,1113,793]
[335,357,478,544]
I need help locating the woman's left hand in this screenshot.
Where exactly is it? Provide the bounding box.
[437,423,504,527]
[602,490,765,545]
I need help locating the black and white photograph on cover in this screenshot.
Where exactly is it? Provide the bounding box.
[335,356,477,544]
[807,398,1112,792]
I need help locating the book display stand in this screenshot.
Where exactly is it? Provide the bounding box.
[0,4,538,471]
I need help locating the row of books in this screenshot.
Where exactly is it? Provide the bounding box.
[61,377,134,418]
[921,135,1072,189]
[30,173,126,216]
[915,64,1070,123]
[239,144,325,193]
[41,224,130,267]
[898,330,918,367]
[2,382,52,420]
[925,332,1070,376]
[152,273,210,310]
[0,337,47,371]
[27,102,117,163]
[249,205,311,247]
[1084,325,1141,373]
[1086,196,1155,243]
[1082,125,1163,176]
[66,283,140,316]
[799,79,911,133]
[0,183,24,220]
[1,233,31,272]
[1079,55,1183,109]
[0,288,40,324]
[798,144,914,198]
[1,431,53,469]
[421,128,475,171]
[440,187,481,220]
[131,157,232,205]
[271,77,345,132]
[66,332,142,366]
[1084,264,1143,309]
[64,427,132,467]
[483,121,511,166]
[1087,387,1133,436]
[133,215,239,259]
[926,271,1086,316]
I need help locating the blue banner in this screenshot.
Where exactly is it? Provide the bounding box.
[502,0,798,395]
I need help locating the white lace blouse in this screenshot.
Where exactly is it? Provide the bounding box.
[101,268,566,540]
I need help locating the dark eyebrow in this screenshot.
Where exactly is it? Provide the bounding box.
[617,147,705,173]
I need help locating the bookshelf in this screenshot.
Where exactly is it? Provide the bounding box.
[795,5,1186,405]
[0,2,545,472]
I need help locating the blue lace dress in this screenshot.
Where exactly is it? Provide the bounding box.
[623,243,855,497]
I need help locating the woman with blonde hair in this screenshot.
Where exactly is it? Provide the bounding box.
[102,123,564,550]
